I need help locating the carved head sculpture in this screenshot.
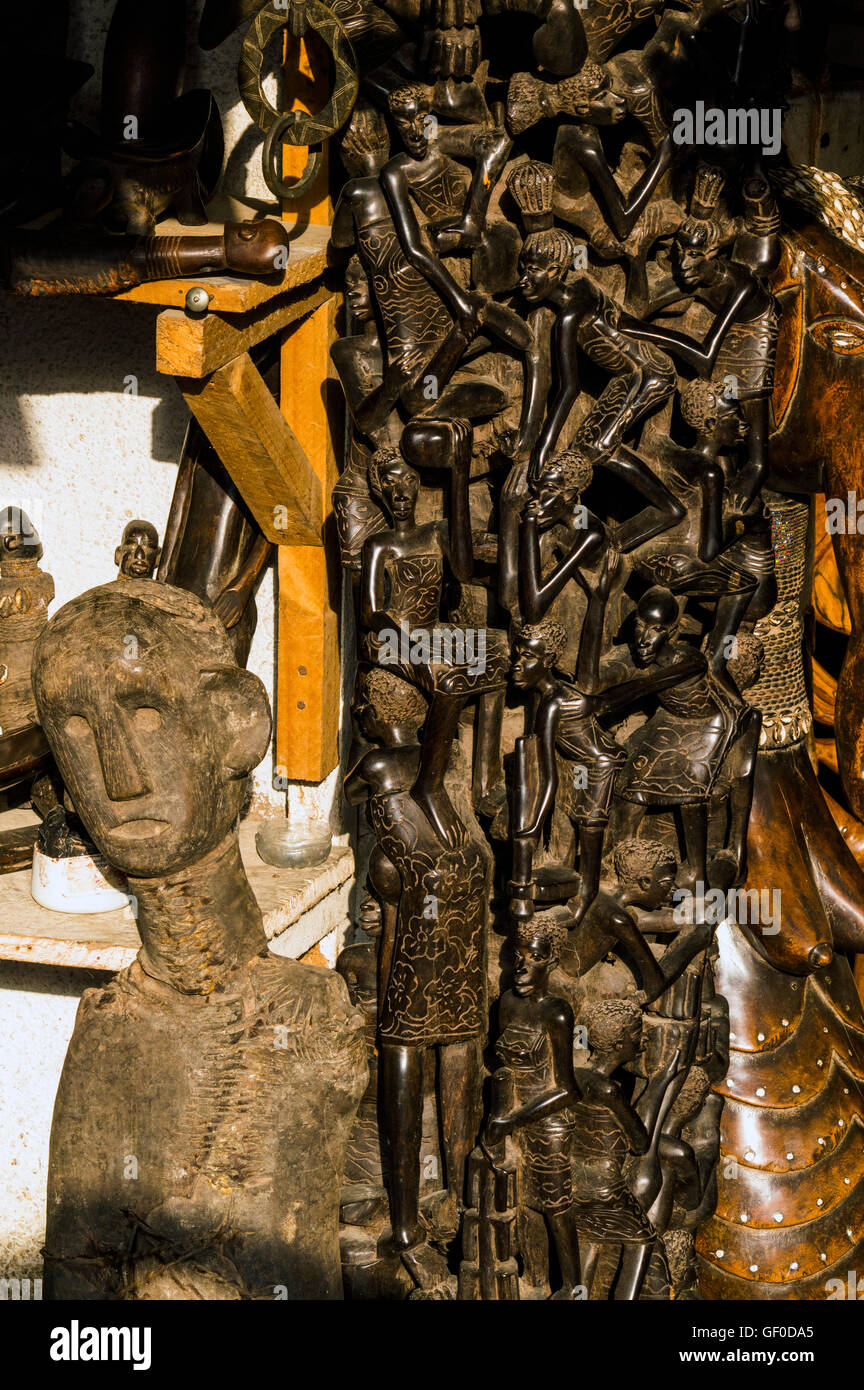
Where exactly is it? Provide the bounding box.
[114,520,160,580]
[32,580,271,878]
[507,64,626,135]
[613,837,678,910]
[679,378,748,447]
[582,996,644,1066]
[369,447,419,525]
[724,629,764,692]
[340,100,390,177]
[513,911,568,995]
[673,215,724,290]
[529,449,594,525]
[223,220,291,275]
[389,84,435,160]
[511,619,567,689]
[509,162,581,302]
[632,586,679,666]
[0,505,42,564]
[353,667,427,746]
[518,229,581,302]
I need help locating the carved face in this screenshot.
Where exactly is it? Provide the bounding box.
[519,248,563,304]
[528,462,575,525]
[32,583,271,877]
[633,592,677,666]
[511,634,550,688]
[394,97,430,159]
[672,230,719,291]
[115,524,160,580]
[585,78,627,127]
[379,460,419,524]
[345,262,373,323]
[628,860,677,910]
[513,933,554,995]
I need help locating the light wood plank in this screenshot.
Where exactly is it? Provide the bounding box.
[180,351,323,546]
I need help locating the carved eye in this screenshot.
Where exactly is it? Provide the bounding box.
[131,707,161,733]
[64,715,90,739]
[807,318,864,355]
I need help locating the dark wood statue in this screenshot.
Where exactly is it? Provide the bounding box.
[325,0,864,1302]
[34,581,367,1299]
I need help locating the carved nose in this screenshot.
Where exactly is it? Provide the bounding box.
[809,942,833,970]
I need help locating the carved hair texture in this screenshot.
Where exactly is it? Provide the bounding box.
[368,445,411,497]
[517,618,568,665]
[357,666,428,730]
[613,837,677,883]
[726,630,765,691]
[340,100,390,162]
[581,996,643,1053]
[544,448,594,493]
[388,84,434,119]
[516,909,568,956]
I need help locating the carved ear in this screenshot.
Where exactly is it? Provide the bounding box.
[114,547,122,566]
[199,666,272,778]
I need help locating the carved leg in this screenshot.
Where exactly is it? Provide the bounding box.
[547,1207,584,1298]
[438,1038,484,1212]
[613,1241,654,1301]
[568,822,607,927]
[472,688,506,814]
[411,691,465,847]
[679,802,708,888]
[379,1043,426,1250]
[578,1237,603,1298]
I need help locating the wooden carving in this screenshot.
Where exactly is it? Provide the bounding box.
[34,581,367,1299]
[329,0,864,1300]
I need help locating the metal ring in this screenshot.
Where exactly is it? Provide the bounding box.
[238,0,358,143]
[262,117,324,199]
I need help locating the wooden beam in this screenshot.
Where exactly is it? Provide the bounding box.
[275,30,342,783]
[277,298,342,780]
[156,280,332,377]
[179,351,323,546]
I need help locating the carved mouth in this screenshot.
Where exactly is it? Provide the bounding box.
[110,819,171,841]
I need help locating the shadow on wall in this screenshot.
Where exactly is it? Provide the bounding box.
[0,297,187,471]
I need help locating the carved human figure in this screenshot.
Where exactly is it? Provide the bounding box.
[506,62,673,242]
[344,667,488,1256]
[620,173,780,509]
[509,554,704,926]
[611,586,746,888]
[483,913,584,1299]
[568,997,681,1299]
[114,519,160,580]
[33,580,366,1300]
[507,162,683,511]
[360,419,508,842]
[564,838,712,1002]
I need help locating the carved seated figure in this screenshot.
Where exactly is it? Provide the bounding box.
[33,579,367,1300]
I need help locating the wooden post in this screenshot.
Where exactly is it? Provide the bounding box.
[276,32,342,783]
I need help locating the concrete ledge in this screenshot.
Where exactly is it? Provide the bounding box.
[0,813,354,970]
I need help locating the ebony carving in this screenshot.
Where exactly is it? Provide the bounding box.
[329,0,864,1301]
